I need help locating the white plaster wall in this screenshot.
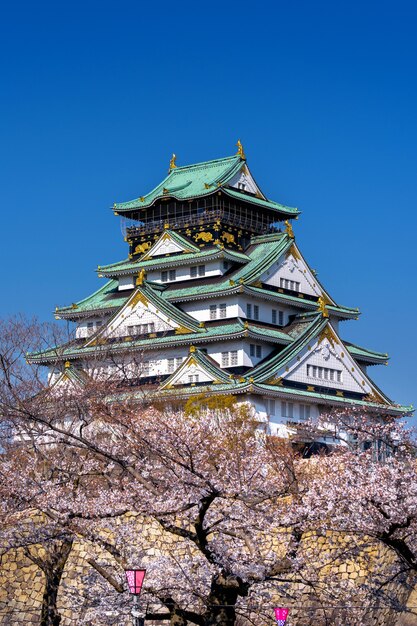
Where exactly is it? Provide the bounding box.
[237,295,297,326]
[280,338,372,395]
[109,306,174,338]
[76,317,109,339]
[261,254,321,297]
[181,296,239,322]
[147,260,223,284]
[227,168,260,195]
[267,400,320,434]
[118,275,135,291]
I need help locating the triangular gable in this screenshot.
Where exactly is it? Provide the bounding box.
[226,164,265,197]
[138,230,200,260]
[84,284,201,347]
[260,243,336,302]
[50,362,88,390]
[160,348,230,390]
[258,321,389,404]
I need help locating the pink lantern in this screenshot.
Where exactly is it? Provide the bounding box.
[274,607,289,626]
[125,569,146,595]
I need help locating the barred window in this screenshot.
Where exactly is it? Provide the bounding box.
[281,401,294,418]
[280,278,300,292]
[307,364,342,383]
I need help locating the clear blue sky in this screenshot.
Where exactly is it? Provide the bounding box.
[1,1,416,414]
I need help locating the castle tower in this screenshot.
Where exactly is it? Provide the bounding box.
[30,145,410,436]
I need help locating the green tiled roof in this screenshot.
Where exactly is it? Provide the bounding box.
[29,319,292,364]
[113,154,299,218]
[345,341,388,364]
[253,384,411,415]
[163,234,292,299]
[98,246,249,278]
[223,187,299,216]
[114,155,243,211]
[155,379,411,414]
[161,348,231,389]
[55,280,127,317]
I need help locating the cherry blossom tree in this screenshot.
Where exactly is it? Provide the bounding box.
[0,317,416,626]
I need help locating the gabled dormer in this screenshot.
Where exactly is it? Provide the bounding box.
[160,347,231,390]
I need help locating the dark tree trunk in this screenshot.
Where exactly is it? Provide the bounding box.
[170,610,188,626]
[26,538,74,626]
[203,571,249,626]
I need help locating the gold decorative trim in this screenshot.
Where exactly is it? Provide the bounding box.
[221,232,235,244]
[267,377,283,386]
[134,241,151,255]
[284,220,294,239]
[169,153,177,170]
[318,326,336,347]
[317,296,329,318]
[288,244,301,261]
[236,139,246,160]
[136,269,146,286]
[194,231,213,243]
[130,290,148,308]
[175,326,192,335]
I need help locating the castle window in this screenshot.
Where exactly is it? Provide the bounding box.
[161,270,176,282]
[246,303,252,318]
[280,278,300,292]
[221,351,238,367]
[299,404,311,420]
[210,303,227,319]
[188,374,199,384]
[272,310,284,325]
[253,305,259,321]
[142,361,150,377]
[237,182,246,190]
[250,344,262,359]
[167,358,175,373]
[281,401,294,418]
[265,398,276,416]
[190,265,205,278]
[307,364,342,383]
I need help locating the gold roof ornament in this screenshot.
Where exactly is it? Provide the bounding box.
[64,361,71,369]
[284,220,295,239]
[236,139,246,160]
[317,296,329,318]
[169,153,177,171]
[135,268,146,286]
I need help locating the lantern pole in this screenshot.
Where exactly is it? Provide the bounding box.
[125,569,146,626]
[131,595,145,626]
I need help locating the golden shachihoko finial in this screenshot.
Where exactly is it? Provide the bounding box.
[317,296,329,318]
[169,153,177,171]
[284,220,294,239]
[136,268,146,286]
[236,139,246,160]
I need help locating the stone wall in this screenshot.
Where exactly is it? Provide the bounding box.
[0,515,415,626]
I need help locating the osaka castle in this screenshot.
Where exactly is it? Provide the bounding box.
[30,142,410,434]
